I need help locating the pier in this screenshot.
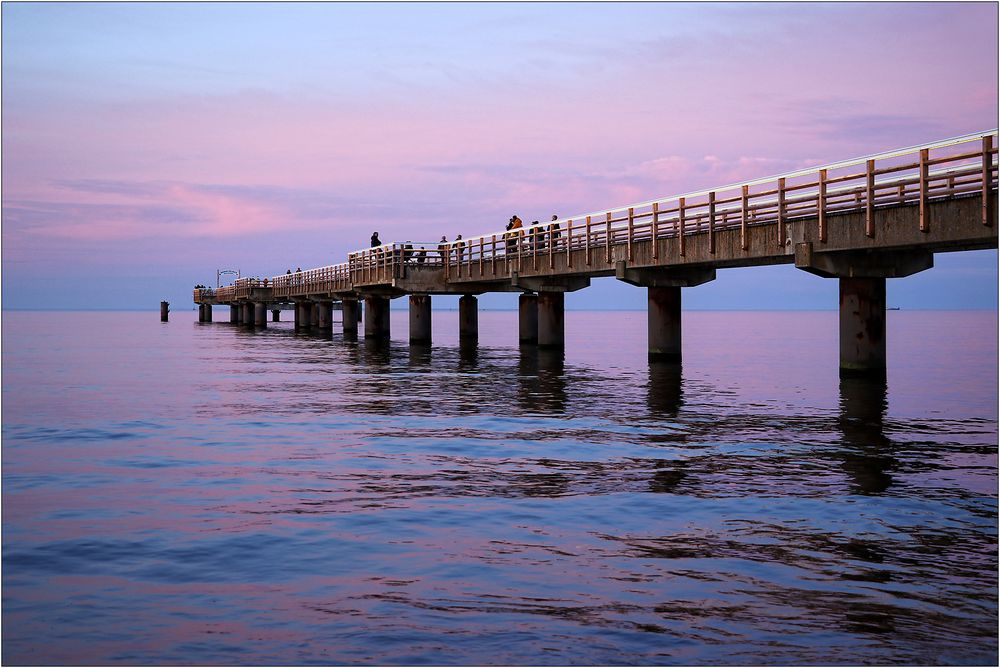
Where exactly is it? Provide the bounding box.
[194,131,998,377]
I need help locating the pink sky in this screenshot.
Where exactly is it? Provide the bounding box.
[2,2,996,309]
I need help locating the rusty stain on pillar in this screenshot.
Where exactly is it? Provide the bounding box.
[519,294,538,345]
[840,277,886,378]
[409,294,432,344]
[271,309,280,322]
[459,295,478,341]
[537,292,565,348]
[254,302,267,328]
[648,286,682,362]
[342,298,359,334]
[365,296,391,339]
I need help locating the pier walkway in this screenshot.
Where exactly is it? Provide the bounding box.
[194,130,998,377]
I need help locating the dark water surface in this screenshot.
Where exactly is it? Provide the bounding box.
[3,309,997,665]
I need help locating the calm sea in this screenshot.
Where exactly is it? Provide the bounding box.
[2,309,997,666]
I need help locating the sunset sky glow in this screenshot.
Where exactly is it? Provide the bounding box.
[2,2,997,310]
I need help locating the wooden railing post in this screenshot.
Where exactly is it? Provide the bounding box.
[708,192,716,255]
[983,135,993,227]
[678,197,686,257]
[605,212,612,264]
[865,160,875,238]
[627,207,634,262]
[818,169,828,243]
[740,185,749,250]
[652,202,659,260]
[777,179,786,247]
[548,224,555,269]
[479,237,484,276]
[919,148,929,233]
[566,220,573,268]
[491,234,497,275]
[586,215,592,266]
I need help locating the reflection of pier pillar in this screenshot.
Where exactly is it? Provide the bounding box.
[519,294,538,345]
[254,302,267,328]
[317,302,333,331]
[364,296,391,340]
[459,295,478,341]
[840,278,886,378]
[342,298,359,335]
[648,286,682,362]
[537,292,564,348]
[409,295,432,344]
[271,309,280,322]
[231,305,240,324]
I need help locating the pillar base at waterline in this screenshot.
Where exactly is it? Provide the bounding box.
[409,295,432,344]
[648,286,682,362]
[342,298,359,335]
[459,295,478,341]
[317,302,333,331]
[519,294,538,345]
[364,297,391,340]
[839,277,887,379]
[537,292,565,349]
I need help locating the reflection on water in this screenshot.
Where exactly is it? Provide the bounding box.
[2,310,996,666]
[839,377,896,495]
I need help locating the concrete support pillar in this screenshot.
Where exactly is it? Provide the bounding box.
[840,277,886,378]
[409,295,432,344]
[648,286,682,362]
[342,298,359,335]
[293,303,301,329]
[254,302,267,328]
[459,295,478,341]
[272,309,280,322]
[364,296,391,340]
[197,304,205,322]
[204,304,213,322]
[519,294,538,345]
[160,301,169,322]
[296,302,311,330]
[311,303,320,330]
[537,292,565,348]
[242,303,253,326]
[317,302,333,331]
[230,305,240,324]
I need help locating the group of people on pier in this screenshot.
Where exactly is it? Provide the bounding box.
[364,213,563,267]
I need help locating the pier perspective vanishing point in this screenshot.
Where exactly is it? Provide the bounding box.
[194,130,998,378]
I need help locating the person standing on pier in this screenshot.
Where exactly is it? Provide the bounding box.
[550,214,561,250]
[510,215,523,254]
[454,234,464,264]
[438,235,449,264]
[370,232,381,247]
